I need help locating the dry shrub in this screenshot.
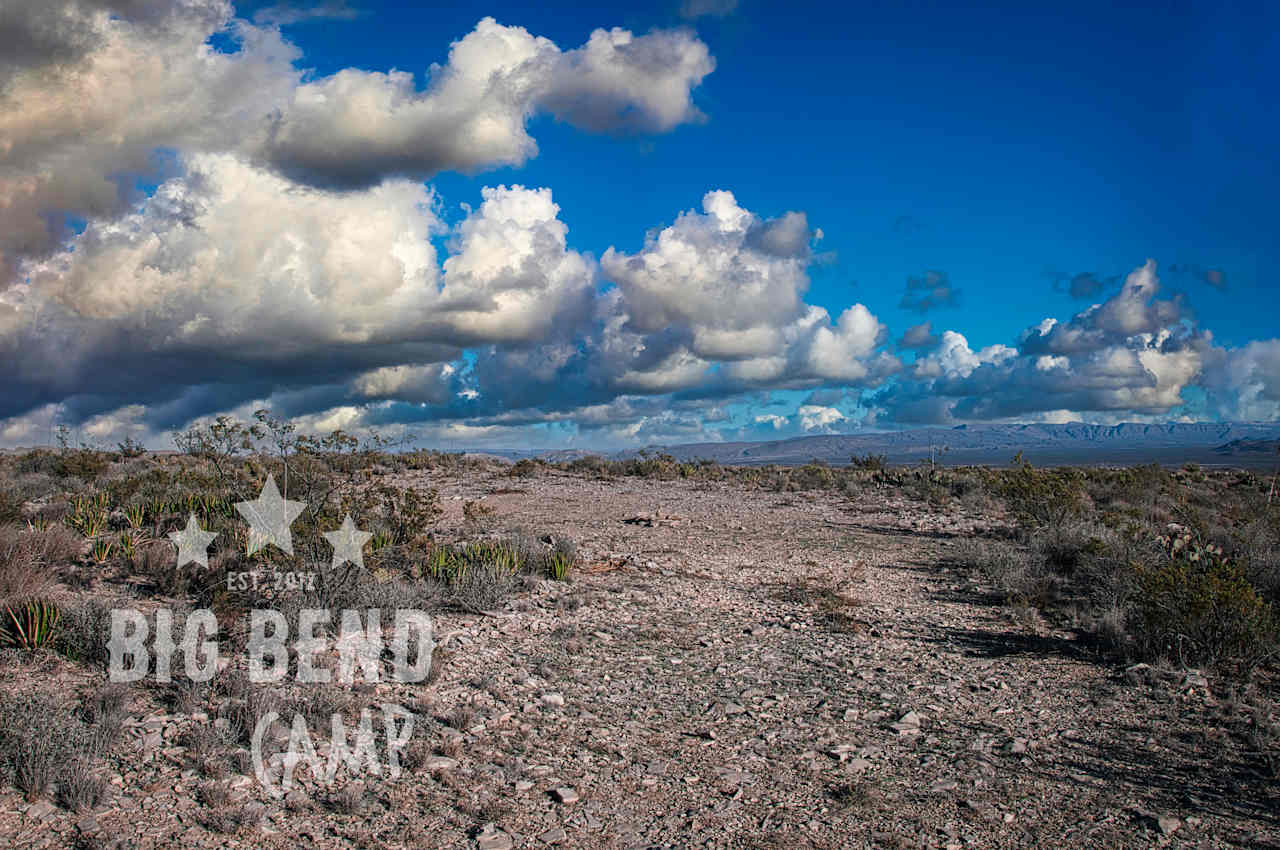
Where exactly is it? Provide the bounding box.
[58,758,108,811]
[55,597,123,669]
[0,692,105,802]
[0,524,61,604]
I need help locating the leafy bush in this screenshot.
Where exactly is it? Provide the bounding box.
[790,462,836,491]
[1132,533,1280,676]
[116,437,147,458]
[58,450,112,483]
[995,454,1087,532]
[510,458,544,478]
[850,453,887,471]
[0,489,21,526]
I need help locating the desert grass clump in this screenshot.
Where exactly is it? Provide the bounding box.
[0,692,105,802]
[57,758,108,812]
[951,538,1053,605]
[80,681,130,745]
[222,683,284,746]
[287,685,355,729]
[328,782,366,814]
[0,524,63,604]
[447,560,521,612]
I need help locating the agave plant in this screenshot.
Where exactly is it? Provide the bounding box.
[0,600,60,650]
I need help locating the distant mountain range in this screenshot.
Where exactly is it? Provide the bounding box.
[537,423,1280,469]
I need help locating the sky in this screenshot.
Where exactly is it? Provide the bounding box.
[0,0,1277,451]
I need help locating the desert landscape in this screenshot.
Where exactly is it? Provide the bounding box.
[1,436,1277,849]
[3,1,1278,848]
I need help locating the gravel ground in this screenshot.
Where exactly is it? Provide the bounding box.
[2,468,1277,849]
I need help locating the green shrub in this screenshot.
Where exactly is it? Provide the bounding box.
[995,454,1087,532]
[791,462,836,490]
[510,458,544,478]
[116,437,147,458]
[850,453,887,471]
[1133,534,1280,677]
[58,449,112,483]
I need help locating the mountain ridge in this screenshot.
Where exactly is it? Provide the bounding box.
[582,422,1280,468]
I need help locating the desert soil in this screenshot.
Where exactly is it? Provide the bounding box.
[2,469,1277,849]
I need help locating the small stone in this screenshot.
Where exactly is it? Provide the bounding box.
[1005,738,1028,754]
[723,701,746,715]
[542,693,565,707]
[477,828,514,850]
[76,814,100,834]
[930,779,958,793]
[828,744,858,762]
[514,780,534,792]
[552,786,580,804]
[1157,816,1181,836]
[25,800,57,820]
[538,827,568,844]
[425,756,459,772]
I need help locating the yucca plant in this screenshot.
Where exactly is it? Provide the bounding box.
[118,528,151,561]
[125,504,146,530]
[425,545,451,580]
[1,600,60,650]
[90,539,113,564]
[68,493,110,539]
[546,550,572,581]
[370,529,394,553]
[26,517,51,533]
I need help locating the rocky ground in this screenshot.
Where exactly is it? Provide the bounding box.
[2,467,1277,849]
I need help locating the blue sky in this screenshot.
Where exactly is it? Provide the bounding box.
[0,0,1276,449]
[253,0,1275,347]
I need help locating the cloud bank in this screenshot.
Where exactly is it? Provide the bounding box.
[0,2,1274,449]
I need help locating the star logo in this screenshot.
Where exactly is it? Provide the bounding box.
[323,514,373,570]
[168,514,217,569]
[235,474,306,556]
